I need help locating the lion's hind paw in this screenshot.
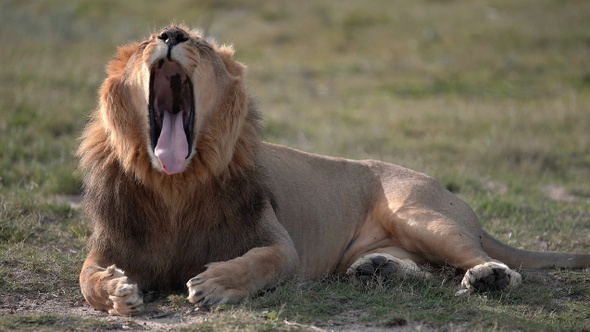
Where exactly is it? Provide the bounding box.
[356,255,399,284]
[459,262,522,295]
[347,253,421,285]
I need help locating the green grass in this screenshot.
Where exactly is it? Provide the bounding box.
[0,314,123,332]
[1,0,589,330]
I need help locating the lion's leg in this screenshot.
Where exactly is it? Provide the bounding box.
[80,250,144,315]
[186,202,298,307]
[187,243,297,306]
[383,207,522,293]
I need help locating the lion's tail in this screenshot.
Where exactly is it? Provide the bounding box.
[481,231,590,269]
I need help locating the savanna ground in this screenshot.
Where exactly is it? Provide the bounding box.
[1,0,589,331]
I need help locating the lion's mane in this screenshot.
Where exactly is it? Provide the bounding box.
[77,29,273,290]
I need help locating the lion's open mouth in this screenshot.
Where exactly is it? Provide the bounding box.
[149,59,195,174]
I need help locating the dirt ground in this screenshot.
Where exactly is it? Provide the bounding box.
[1,269,579,332]
[2,295,439,331]
[5,298,204,331]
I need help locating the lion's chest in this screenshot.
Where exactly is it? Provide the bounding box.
[105,210,264,291]
[87,161,269,291]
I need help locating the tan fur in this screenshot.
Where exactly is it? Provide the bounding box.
[79,25,590,315]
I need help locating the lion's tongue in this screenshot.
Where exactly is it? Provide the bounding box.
[155,111,188,175]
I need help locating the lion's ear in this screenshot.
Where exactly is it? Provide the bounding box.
[106,43,140,77]
[216,44,246,78]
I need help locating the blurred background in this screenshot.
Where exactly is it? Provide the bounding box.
[0,0,589,247]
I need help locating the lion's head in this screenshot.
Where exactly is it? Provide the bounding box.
[79,25,260,190]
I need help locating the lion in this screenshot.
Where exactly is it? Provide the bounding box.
[78,25,590,316]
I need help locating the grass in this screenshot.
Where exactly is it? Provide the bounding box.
[1,0,589,330]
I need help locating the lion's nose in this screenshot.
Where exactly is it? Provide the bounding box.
[158,28,189,47]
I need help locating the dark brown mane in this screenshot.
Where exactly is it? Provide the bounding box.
[78,34,271,291]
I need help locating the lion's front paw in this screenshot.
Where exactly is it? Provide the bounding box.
[103,265,144,316]
[186,262,250,307]
[459,262,522,294]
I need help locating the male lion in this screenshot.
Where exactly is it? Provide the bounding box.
[79,25,590,315]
